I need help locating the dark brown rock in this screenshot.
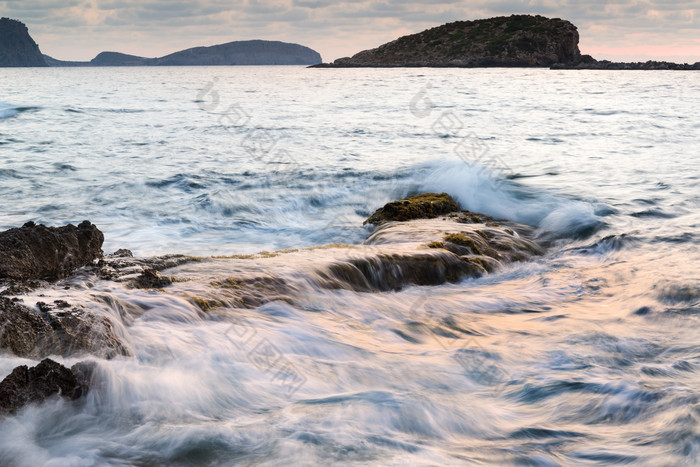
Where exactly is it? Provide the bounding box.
[0,221,104,281]
[0,359,85,415]
[131,268,173,289]
[111,249,134,258]
[0,297,56,357]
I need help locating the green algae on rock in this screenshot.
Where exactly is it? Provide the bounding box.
[364,193,460,225]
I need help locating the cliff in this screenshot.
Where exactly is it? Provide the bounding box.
[315,15,581,68]
[0,18,47,67]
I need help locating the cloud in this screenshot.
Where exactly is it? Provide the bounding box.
[1,0,698,62]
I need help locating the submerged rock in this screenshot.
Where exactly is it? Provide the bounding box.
[0,358,87,415]
[166,193,544,302]
[0,221,104,281]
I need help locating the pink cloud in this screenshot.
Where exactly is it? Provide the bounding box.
[582,44,700,63]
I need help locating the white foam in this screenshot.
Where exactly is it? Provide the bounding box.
[416,160,602,237]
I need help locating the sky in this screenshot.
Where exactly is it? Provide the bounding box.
[2,0,699,63]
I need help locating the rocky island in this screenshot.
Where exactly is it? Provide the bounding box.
[315,15,584,68]
[313,14,700,70]
[0,18,322,67]
[46,40,322,66]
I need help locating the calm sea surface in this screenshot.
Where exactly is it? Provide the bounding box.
[0,67,698,466]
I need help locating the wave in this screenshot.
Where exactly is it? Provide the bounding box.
[88,159,607,255]
[415,160,605,239]
[0,103,18,120]
[0,102,40,120]
[567,234,640,256]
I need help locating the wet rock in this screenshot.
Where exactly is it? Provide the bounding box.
[0,297,56,357]
[131,268,173,289]
[323,216,542,291]
[0,359,85,416]
[70,360,98,390]
[147,192,547,310]
[111,249,133,258]
[47,305,130,358]
[97,254,199,283]
[0,297,130,359]
[193,202,544,303]
[364,193,460,225]
[319,249,485,292]
[0,221,104,281]
[207,276,297,309]
[0,281,41,296]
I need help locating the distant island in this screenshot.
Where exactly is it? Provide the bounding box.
[44,41,322,67]
[312,14,700,70]
[0,17,322,67]
[3,15,698,70]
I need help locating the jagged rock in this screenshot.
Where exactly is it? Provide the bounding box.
[70,360,97,391]
[46,305,130,358]
[131,268,173,289]
[96,253,199,283]
[315,15,581,68]
[0,221,104,281]
[111,249,134,258]
[0,297,129,359]
[0,281,40,296]
[0,297,55,357]
[0,17,47,67]
[0,359,86,415]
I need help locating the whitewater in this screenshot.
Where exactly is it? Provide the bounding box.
[0,66,698,466]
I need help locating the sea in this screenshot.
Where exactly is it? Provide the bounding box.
[0,66,698,466]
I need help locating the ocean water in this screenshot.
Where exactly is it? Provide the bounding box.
[0,66,699,466]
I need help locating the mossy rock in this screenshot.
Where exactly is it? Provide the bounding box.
[364,193,460,225]
[443,233,484,255]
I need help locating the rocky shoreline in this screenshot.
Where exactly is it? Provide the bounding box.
[313,59,700,70]
[551,60,700,70]
[0,193,545,415]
